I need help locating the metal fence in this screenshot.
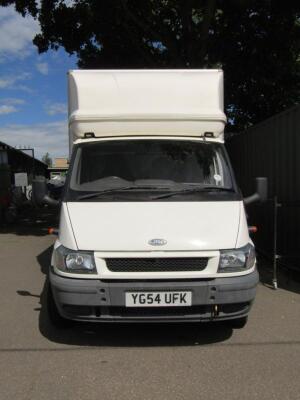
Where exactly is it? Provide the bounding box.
[226,105,300,275]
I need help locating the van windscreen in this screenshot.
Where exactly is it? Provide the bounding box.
[67,139,235,199]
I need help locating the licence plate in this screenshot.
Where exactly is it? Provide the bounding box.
[125,291,192,307]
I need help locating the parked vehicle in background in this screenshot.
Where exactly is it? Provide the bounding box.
[33,69,267,329]
[48,175,66,201]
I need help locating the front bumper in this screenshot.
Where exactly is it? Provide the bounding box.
[49,268,259,323]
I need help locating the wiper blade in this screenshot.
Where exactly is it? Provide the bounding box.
[152,186,234,200]
[77,185,170,200]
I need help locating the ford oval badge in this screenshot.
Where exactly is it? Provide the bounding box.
[148,238,167,246]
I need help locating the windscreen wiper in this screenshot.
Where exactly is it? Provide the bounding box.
[151,186,234,200]
[77,185,171,200]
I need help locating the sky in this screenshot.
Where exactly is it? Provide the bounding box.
[0,5,77,161]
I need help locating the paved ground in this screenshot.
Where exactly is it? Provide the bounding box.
[0,208,299,400]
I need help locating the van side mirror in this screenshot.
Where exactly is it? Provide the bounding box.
[32,177,59,207]
[244,177,268,205]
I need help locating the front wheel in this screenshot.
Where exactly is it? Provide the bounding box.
[47,283,73,329]
[228,316,248,329]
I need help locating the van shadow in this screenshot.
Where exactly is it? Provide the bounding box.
[19,245,233,347]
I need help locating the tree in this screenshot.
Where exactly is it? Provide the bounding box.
[42,152,52,167]
[1,0,300,132]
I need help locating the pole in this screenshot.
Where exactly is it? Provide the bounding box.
[273,196,278,289]
[32,148,35,179]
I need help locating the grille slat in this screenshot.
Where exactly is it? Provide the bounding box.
[105,258,208,272]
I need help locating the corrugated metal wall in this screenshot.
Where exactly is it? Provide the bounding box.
[226,105,300,270]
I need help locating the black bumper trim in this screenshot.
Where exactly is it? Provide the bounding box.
[50,269,259,322]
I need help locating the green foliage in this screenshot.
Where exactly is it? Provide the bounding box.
[42,152,52,167]
[1,0,300,131]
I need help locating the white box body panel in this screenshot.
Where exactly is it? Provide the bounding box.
[68,69,226,150]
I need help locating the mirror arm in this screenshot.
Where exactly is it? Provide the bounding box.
[244,193,260,205]
[244,177,268,205]
[43,195,59,207]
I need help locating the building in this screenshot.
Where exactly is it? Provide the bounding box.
[48,157,69,179]
[53,157,68,168]
[0,141,48,183]
[0,140,48,222]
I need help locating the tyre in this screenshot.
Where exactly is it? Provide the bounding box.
[47,283,73,329]
[228,316,248,329]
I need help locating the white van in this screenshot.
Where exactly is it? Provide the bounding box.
[34,70,267,328]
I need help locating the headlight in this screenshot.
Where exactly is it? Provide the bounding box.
[54,245,96,274]
[218,243,256,273]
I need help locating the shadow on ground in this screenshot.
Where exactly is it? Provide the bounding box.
[38,297,234,348]
[0,206,59,236]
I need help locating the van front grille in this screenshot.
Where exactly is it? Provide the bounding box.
[105,257,208,272]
